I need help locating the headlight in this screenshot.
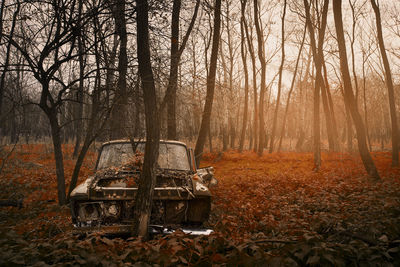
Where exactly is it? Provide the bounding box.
[78,203,100,222]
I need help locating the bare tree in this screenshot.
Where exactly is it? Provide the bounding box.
[239,0,249,153]
[4,0,101,205]
[371,0,399,166]
[194,0,222,166]
[303,0,329,170]
[67,10,114,199]
[269,0,286,153]
[165,0,200,140]
[254,0,267,156]
[110,0,128,139]
[332,0,380,180]
[243,4,259,152]
[72,0,85,158]
[0,0,20,131]
[278,24,306,152]
[134,0,161,238]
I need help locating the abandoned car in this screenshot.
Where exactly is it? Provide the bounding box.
[70,140,217,235]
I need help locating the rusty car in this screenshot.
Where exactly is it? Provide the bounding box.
[70,140,217,235]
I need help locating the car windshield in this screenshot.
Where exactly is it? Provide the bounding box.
[96,142,191,171]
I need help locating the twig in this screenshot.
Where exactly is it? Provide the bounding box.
[0,141,18,175]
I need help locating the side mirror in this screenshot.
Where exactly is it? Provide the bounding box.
[188,148,197,171]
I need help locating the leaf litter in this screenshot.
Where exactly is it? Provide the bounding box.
[0,145,399,266]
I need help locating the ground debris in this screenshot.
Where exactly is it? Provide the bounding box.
[0,147,399,265]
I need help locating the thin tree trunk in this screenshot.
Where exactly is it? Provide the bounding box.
[48,110,66,205]
[0,1,20,125]
[194,0,221,166]
[166,0,200,140]
[371,0,399,166]
[110,0,128,139]
[269,0,286,153]
[134,0,161,239]
[239,0,249,153]
[254,0,266,156]
[362,50,372,151]
[167,0,180,140]
[243,15,258,152]
[224,1,236,149]
[208,125,213,153]
[332,0,380,180]
[278,24,306,152]
[68,29,107,198]
[303,0,329,170]
[322,59,339,151]
[73,0,84,158]
[349,0,360,104]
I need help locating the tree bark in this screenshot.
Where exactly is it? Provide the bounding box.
[361,50,372,151]
[73,0,84,158]
[166,0,200,140]
[67,33,107,198]
[269,0,286,153]
[370,0,399,166]
[0,1,20,129]
[194,0,221,166]
[166,0,181,140]
[278,24,306,152]
[110,0,128,139]
[134,0,160,238]
[47,110,67,205]
[332,0,380,180]
[239,0,249,153]
[303,0,329,170]
[322,59,339,151]
[242,9,258,152]
[254,0,266,156]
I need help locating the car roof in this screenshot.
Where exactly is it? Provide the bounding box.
[101,139,188,147]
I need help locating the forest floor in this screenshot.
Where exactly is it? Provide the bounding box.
[0,144,400,266]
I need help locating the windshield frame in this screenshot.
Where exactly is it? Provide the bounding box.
[94,140,193,171]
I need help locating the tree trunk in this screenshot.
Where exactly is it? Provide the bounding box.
[254,0,266,156]
[208,125,213,153]
[348,0,360,105]
[303,0,329,170]
[110,0,128,139]
[332,0,380,180]
[68,140,90,198]
[239,0,249,153]
[278,24,306,152]
[166,0,180,140]
[371,0,399,166]
[194,0,221,166]
[322,59,339,151]
[134,0,161,239]
[48,110,67,205]
[345,101,353,152]
[67,56,105,199]
[243,9,258,152]
[269,0,286,153]
[0,1,20,130]
[165,0,199,140]
[362,50,372,151]
[72,0,84,158]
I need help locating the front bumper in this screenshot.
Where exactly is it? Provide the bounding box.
[73,224,213,236]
